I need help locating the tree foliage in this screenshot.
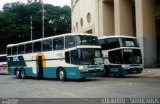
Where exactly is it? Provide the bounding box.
[0,1,71,54]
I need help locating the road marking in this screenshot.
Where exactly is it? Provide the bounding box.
[101,81,160,90]
[47,86,80,98]
[47,86,97,104]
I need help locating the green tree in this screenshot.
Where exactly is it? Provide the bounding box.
[0,2,71,54]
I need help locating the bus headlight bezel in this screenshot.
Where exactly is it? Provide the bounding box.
[122,65,130,70]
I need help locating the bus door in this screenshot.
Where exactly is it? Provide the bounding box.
[37,56,43,78]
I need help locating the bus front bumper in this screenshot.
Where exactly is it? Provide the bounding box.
[124,68,143,74]
[80,70,105,78]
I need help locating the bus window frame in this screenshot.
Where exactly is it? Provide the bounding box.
[18,44,25,54]
[42,39,53,52]
[7,47,12,56]
[53,37,64,50]
[65,36,76,49]
[25,42,33,54]
[33,41,42,53]
[12,46,18,55]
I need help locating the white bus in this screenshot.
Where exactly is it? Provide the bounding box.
[0,54,7,74]
[98,36,143,76]
[7,33,104,80]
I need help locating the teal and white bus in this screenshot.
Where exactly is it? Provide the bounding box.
[7,33,104,81]
[98,36,143,76]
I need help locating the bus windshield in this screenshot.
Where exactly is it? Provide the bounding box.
[75,35,99,46]
[108,49,142,64]
[120,38,139,47]
[69,48,103,65]
[78,48,103,65]
[123,49,142,64]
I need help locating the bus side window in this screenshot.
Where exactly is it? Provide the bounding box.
[107,38,120,49]
[7,47,12,56]
[18,44,24,54]
[65,51,70,63]
[53,37,64,50]
[33,41,42,52]
[43,39,52,51]
[25,43,32,53]
[0,56,6,62]
[65,36,75,49]
[12,46,18,55]
[99,39,106,50]
[71,50,79,65]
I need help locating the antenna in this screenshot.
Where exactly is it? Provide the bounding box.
[42,0,45,38]
[30,16,33,40]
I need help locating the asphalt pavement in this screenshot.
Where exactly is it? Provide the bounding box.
[0,68,160,104]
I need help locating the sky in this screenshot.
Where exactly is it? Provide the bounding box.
[0,0,71,10]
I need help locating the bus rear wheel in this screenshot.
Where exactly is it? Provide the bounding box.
[20,69,26,79]
[58,68,66,81]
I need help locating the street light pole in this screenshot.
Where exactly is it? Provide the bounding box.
[42,1,45,38]
[30,16,33,40]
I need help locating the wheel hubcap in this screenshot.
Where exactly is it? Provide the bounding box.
[21,71,24,78]
[16,70,19,77]
[59,70,64,80]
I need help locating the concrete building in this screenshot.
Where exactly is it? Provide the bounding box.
[71,0,160,68]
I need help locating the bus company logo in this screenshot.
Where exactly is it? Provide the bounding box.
[13,56,19,62]
[2,98,19,104]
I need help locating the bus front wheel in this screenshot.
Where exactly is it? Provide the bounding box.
[58,68,66,81]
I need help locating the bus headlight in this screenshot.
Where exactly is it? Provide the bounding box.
[140,64,144,69]
[80,69,88,72]
[100,65,104,70]
[79,66,88,72]
[122,65,130,70]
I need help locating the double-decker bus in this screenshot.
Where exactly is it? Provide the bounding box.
[0,54,7,74]
[98,36,143,76]
[7,33,104,81]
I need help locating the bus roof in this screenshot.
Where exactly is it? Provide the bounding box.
[7,33,96,47]
[0,54,7,57]
[98,35,137,40]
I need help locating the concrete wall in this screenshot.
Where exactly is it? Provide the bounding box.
[71,0,159,67]
[71,0,98,35]
[135,0,157,67]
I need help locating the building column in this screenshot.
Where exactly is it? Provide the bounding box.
[135,0,157,67]
[114,0,133,36]
[99,0,114,36]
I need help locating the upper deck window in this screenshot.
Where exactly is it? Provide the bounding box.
[33,41,42,52]
[75,35,99,46]
[120,38,139,47]
[53,37,64,50]
[65,36,76,49]
[7,47,12,56]
[99,38,120,50]
[18,44,24,54]
[25,43,32,53]
[43,39,52,51]
[12,46,18,55]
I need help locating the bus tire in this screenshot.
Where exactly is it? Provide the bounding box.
[20,69,26,79]
[119,74,124,78]
[58,68,66,81]
[15,69,20,78]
